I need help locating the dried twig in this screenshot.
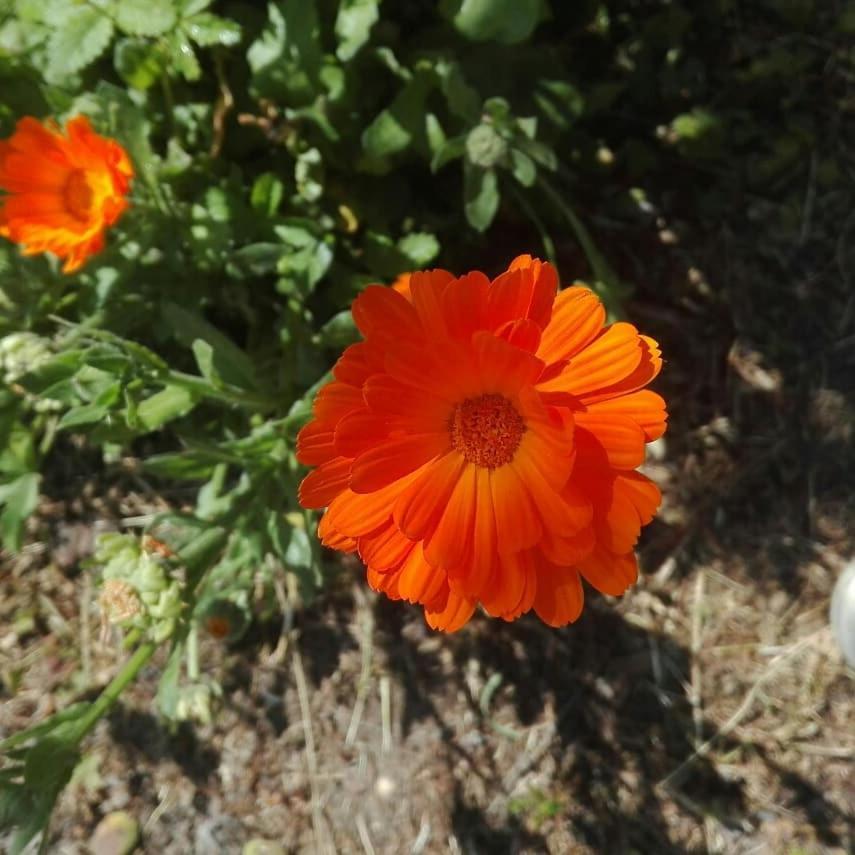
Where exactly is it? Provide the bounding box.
[660,627,827,790]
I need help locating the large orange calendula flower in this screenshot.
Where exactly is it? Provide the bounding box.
[297,256,667,631]
[0,116,133,273]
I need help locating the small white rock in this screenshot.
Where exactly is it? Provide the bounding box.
[830,561,855,668]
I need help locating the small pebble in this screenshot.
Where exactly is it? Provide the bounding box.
[243,840,286,855]
[89,811,140,855]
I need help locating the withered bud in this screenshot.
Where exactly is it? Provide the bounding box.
[99,579,142,624]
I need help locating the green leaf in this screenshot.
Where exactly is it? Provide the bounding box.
[142,452,217,480]
[398,232,440,267]
[162,303,258,391]
[466,123,508,168]
[164,31,201,80]
[136,385,198,431]
[116,0,177,37]
[58,402,110,431]
[248,1,322,104]
[46,6,114,82]
[226,243,286,278]
[335,0,379,60]
[183,12,241,46]
[114,39,165,91]
[314,311,358,348]
[509,148,536,186]
[156,642,184,719]
[441,0,543,44]
[431,134,466,172]
[361,71,436,171]
[464,162,499,231]
[0,472,40,552]
[250,173,285,216]
[192,340,217,385]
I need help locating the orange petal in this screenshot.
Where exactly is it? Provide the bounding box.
[296,420,336,466]
[318,511,357,552]
[396,541,448,605]
[537,286,605,365]
[424,463,477,570]
[473,331,544,396]
[496,318,541,353]
[539,524,596,566]
[574,413,646,470]
[351,285,421,340]
[447,466,497,599]
[489,464,543,554]
[334,411,388,458]
[333,341,383,386]
[424,584,476,632]
[506,255,558,329]
[595,484,643,553]
[359,521,415,571]
[409,269,456,337]
[362,375,451,433]
[584,389,667,442]
[312,381,365,422]
[539,322,642,398]
[350,433,449,493]
[576,546,638,597]
[516,452,591,534]
[481,549,532,618]
[394,452,466,540]
[326,475,414,537]
[533,564,584,627]
[441,271,490,340]
[367,564,403,599]
[299,457,351,508]
[615,471,662,526]
[578,335,663,403]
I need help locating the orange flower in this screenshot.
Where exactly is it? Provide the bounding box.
[390,271,412,298]
[297,256,667,631]
[0,116,133,273]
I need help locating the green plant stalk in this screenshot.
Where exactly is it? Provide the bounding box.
[67,640,157,744]
[537,176,627,316]
[167,370,279,412]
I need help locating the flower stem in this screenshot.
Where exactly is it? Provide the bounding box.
[70,640,158,743]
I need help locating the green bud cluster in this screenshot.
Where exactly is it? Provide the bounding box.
[94,532,184,644]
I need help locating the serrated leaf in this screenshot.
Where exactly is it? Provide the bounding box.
[184,12,241,46]
[116,0,177,36]
[165,31,201,80]
[46,7,114,82]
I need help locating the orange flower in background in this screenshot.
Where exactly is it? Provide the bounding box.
[0,115,133,273]
[298,256,667,631]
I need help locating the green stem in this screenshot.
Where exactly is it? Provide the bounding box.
[70,641,158,743]
[167,370,278,412]
[537,176,627,316]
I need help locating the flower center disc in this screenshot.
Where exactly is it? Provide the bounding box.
[63,169,94,221]
[450,394,525,468]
